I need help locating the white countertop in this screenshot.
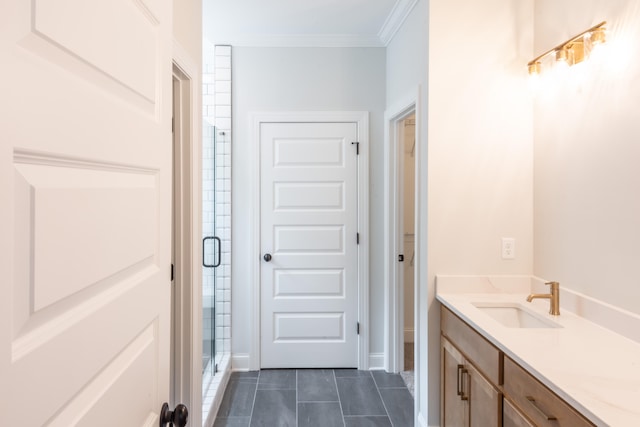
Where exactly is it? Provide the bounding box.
[436,276,640,427]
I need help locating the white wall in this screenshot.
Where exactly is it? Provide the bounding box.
[428,0,534,424]
[385,1,431,423]
[231,47,387,358]
[533,0,640,315]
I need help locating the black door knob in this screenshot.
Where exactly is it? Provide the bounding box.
[160,402,188,427]
[263,253,272,262]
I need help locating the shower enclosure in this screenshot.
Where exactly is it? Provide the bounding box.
[202,123,230,393]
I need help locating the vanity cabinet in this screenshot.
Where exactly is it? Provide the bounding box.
[441,306,596,427]
[441,308,502,426]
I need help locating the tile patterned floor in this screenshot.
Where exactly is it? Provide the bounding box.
[214,369,414,427]
[402,343,415,397]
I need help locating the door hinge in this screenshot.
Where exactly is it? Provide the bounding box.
[356,233,360,245]
[398,254,404,262]
[171,263,174,281]
[357,322,360,335]
[172,117,175,133]
[351,141,360,155]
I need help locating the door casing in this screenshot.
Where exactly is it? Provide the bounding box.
[171,41,203,427]
[383,88,422,427]
[248,111,370,370]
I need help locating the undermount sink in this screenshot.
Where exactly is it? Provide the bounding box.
[472,302,563,329]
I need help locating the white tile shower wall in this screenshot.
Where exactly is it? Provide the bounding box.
[214,45,232,357]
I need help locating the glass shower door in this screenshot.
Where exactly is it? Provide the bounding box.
[202,123,219,389]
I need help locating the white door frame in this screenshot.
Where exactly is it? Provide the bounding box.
[249,111,370,370]
[171,40,203,427]
[384,88,421,374]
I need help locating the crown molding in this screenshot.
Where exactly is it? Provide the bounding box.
[205,0,420,48]
[378,0,419,46]
[208,33,385,48]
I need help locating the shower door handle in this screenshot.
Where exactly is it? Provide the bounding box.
[203,236,222,268]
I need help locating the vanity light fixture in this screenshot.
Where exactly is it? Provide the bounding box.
[527,21,607,75]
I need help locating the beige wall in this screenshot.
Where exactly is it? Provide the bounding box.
[428,0,534,278]
[173,0,202,65]
[534,0,640,314]
[427,0,534,423]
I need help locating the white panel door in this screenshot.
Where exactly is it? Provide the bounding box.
[261,122,359,368]
[0,1,173,426]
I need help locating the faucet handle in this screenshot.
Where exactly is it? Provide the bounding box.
[545,281,560,293]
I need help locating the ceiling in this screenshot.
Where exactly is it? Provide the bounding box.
[202,0,418,47]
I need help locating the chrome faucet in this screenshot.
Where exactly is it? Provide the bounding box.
[527,281,560,315]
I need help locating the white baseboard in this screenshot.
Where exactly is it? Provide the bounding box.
[404,328,415,343]
[232,352,390,371]
[231,353,250,371]
[368,352,385,370]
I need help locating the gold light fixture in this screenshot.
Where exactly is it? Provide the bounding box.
[590,26,607,45]
[527,21,607,75]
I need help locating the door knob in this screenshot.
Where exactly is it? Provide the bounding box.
[160,402,188,427]
[263,253,272,262]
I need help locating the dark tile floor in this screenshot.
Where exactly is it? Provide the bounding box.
[214,369,414,427]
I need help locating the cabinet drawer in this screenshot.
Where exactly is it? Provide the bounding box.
[441,307,500,385]
[503,397,534,427]
[503,357,595,427]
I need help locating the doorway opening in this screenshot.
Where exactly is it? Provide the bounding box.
[399,114,416,385]
[383,92,420,408]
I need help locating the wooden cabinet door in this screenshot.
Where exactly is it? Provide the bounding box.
[467,362,501,427]
[442,338,467,426]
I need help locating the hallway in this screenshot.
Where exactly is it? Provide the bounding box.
[214,369,414,426]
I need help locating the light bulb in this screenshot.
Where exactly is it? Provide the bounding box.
[586,27,608,65]
[590,27,607,46]
[528,62,541,76]
[555,47,575,66]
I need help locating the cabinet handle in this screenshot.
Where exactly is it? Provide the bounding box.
[457,365,464,397]
[526,396,557,421]
[460,368,469,401]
